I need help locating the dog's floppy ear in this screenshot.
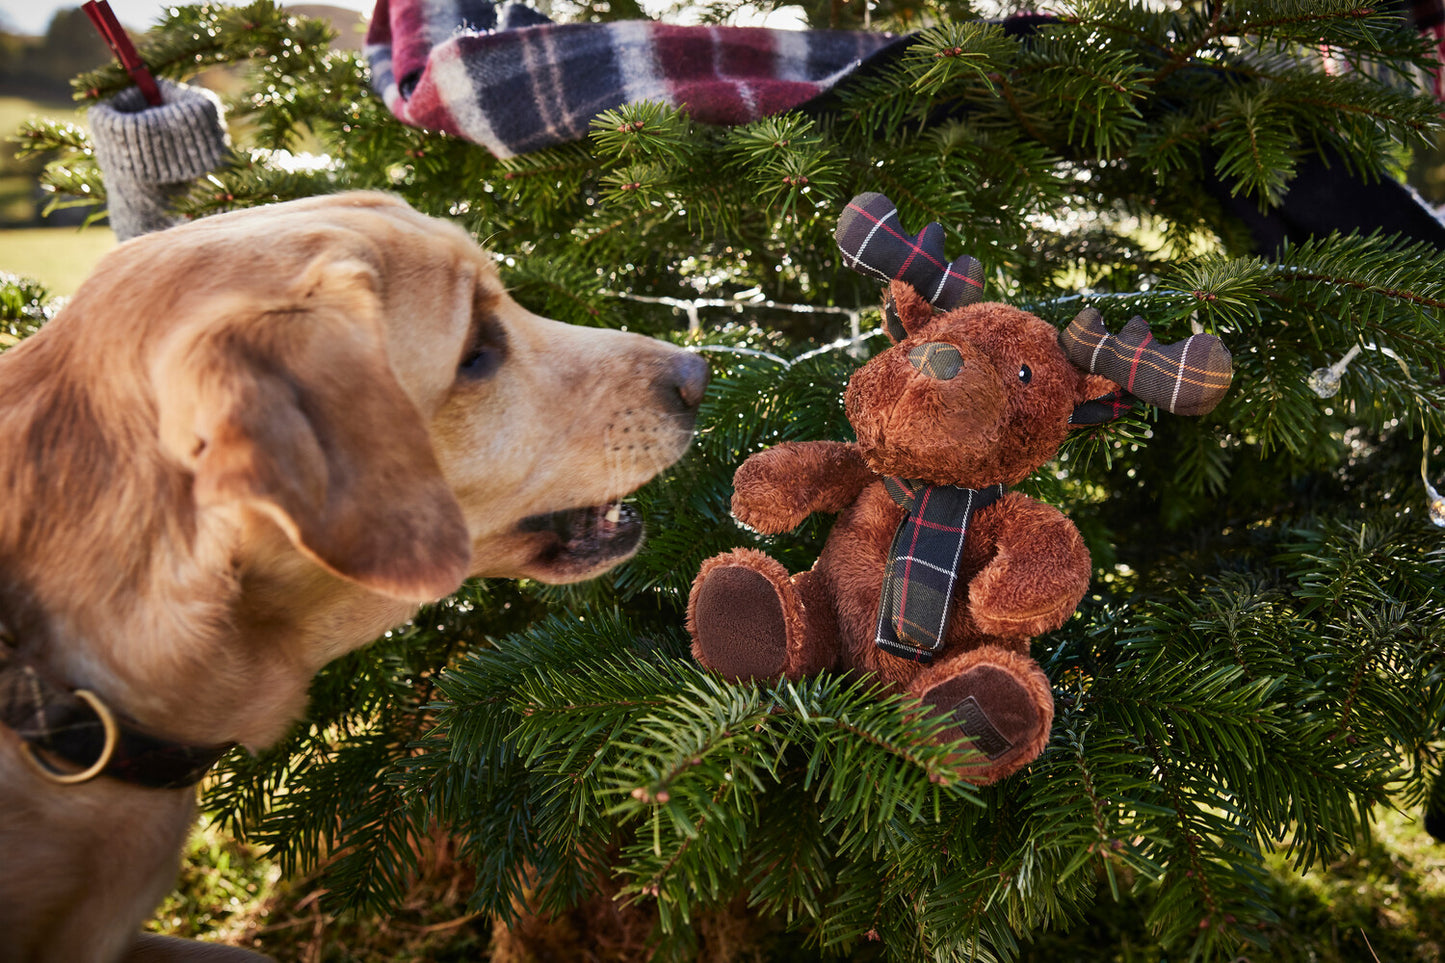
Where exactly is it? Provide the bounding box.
[156,257,471,602]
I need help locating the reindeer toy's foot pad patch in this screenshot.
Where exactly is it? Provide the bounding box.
[911,646,1054,784]
[688,549,807,682]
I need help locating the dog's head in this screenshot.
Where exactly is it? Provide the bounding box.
[72,192,704,600]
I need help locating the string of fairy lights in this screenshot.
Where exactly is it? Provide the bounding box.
[610,288,1445,528]
[1307,343,1445,527]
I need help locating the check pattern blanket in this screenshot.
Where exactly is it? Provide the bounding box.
[365,0,901,158]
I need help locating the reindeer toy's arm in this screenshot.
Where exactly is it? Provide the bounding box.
[731,441,875,534]
[965,494,1092,642]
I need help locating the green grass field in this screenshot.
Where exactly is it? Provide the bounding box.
[0,225,115,296]
[0,93,109,288]
[1,94,88,228]
[0,94,83,139]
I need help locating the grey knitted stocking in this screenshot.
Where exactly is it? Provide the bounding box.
[87,79,230,241]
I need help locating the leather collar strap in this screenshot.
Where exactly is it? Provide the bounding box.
[0,629,234,790]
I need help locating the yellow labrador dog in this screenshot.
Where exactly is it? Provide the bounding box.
[0,192,707,962]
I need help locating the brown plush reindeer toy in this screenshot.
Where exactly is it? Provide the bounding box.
[687,193,1233,783]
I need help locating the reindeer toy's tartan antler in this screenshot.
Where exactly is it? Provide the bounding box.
[835,192,986,339]
[1060,308,1233,418]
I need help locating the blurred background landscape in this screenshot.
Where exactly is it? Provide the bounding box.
[0,1,365,293]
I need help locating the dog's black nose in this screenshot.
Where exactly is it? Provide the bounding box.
[667,351,710,411]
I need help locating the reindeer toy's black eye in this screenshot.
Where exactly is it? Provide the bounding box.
[1018,364,1032,384]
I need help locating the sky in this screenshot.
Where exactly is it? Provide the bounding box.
[0,0,373,37]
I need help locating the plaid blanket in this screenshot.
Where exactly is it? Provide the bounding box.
[874,479,1005,664]
[365,0,902,158]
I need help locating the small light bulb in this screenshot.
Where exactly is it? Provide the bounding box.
[1307,344,1362,399]
[1423,436,1445,529]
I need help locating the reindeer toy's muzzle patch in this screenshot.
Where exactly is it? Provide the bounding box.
[907,342,965,379]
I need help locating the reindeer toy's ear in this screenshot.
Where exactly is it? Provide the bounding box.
[1061,307,1234,424]
[835,192,985,340]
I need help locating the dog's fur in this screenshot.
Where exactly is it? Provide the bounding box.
[0,193,705,962]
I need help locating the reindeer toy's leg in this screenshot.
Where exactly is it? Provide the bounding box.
[688,548,840,681]
[687,439,874,681]
[906,645,1055,783]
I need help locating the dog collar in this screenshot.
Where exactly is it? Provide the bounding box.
[0,624,234,789]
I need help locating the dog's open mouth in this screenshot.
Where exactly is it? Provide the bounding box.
[517,500,645,581]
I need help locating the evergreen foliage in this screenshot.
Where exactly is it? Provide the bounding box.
[11,1,1445,958]
[0,272,52,335]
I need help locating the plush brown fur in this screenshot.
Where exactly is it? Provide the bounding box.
[0,192,705,962]
[688,281,1109,785]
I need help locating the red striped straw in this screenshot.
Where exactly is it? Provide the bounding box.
[82,0,162,106]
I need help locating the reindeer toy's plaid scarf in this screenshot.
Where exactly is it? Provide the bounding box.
[365,0,901,158]
[874,478,1006,663]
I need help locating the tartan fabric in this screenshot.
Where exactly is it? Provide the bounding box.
[1407,1,1445,98]
[907,342,964,379]
[1320,2,1445,102]
[1068,387,1134,426]
[364,0,901,159]
[835,192,986,311]
[1412,0,1445,28]
[874,479,1005,663]
[0,635,233,789]
[1059,308,1233,417]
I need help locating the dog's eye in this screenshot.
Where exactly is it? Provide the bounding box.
[1018,363,1032,384]
[458,346,500,379]
[458,310,508,381]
